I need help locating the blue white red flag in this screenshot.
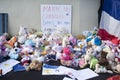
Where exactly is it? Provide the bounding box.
[98,0,120,44]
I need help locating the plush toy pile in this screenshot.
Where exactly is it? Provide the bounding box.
[0,26,120,74]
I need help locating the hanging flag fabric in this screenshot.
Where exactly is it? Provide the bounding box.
[98,0,120,42]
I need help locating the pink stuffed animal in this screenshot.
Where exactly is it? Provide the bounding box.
[60,47,73,66]
[61,47,72,60]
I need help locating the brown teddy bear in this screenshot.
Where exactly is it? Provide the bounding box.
[76,34,86,41]
[26,60,42,71]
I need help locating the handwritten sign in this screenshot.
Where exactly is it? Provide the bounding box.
[41,5,72,34]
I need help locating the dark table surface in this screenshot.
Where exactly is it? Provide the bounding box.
[0,60,119,80]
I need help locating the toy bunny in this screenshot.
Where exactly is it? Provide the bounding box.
[18,26,29,44]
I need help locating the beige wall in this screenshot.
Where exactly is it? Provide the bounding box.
[0,0,100,36]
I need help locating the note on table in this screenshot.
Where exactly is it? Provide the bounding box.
[71,68,98,80]
[0,59,20,75]
[63,77,73,80]
[42,64,65,75]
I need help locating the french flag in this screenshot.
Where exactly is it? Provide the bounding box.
[98,0,120,45]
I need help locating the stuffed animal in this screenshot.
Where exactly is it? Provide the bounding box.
[18,34,28,44]
[24,39,35,47]
[18,26,29,36]
[84,47,94,65]
[76,34,86,41]
[30,47,43,62]
[52,44,63,60]
[47,35,56,47]
[106,49,115,66]
[99,51,111,68]
[21,46,34,55]
[18,26,29,44]
[26,60,42,71]
[8,47,20,59]
[114,47,120,64]
[115,64,120,73]
[44,50,56,62]
[21,52,31,66]
[91,45,102,59]
[61,47,72,60]
[8,42,22,59]
[62,36,70,48]
[60,47,73,66]
[79,57,86,68]
[34,37,42,48]
[92,27,98,36]
[94,63,113,73]
[94,51,112,73]
[0,35,8,57]
[68,34,76,46]
[90,57,98,69]
[5,36,17,48]
[82,30,92,37]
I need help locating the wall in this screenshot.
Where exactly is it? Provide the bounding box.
[0,0,100,36]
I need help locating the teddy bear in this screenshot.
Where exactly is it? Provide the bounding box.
[26,60,42,71]
[94,63,113,74]
[60,47,73,66]
[76,34,86,41]
[94,51,113,73]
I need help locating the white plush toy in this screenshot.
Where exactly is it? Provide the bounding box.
[94,63,113,73]
[52,44,63,60]
[84,47,94,65]
[18,26,29,44]
[62,36,70,48]
[116,64,120,73]
[106,50,115,65]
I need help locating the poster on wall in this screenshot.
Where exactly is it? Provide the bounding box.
[41,5,72,34]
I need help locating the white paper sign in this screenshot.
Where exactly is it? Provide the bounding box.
[0,59,20,75]
[41,5,72,34]
[72,68,98,80]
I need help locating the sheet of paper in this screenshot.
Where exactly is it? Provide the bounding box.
[71,68,98,80]
[0,59,20,75]
[57,66,76,74]
[42,64,66,75]
[63,77,73,80]
[42,64,98,80]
